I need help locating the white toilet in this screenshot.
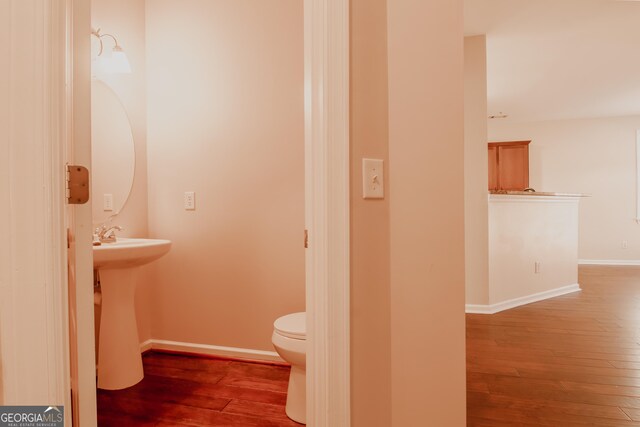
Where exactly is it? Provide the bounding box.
[272,312,306,424]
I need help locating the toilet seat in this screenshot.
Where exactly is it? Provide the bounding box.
[274,312,306,340]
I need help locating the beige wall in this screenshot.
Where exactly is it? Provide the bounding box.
[350,0,392,425]
[489,196,579,304]
[490,116,640,262]
[464,36,490,306]
[92,0,152,345]
[387,0,467,424]
[92,0,148,237]
[145,0,305,351]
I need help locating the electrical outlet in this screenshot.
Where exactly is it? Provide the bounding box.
[184,191,196,210]
[622,240,629,249]
[535,261,541,274]
[103,194,113,211]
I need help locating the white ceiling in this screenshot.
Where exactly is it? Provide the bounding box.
[464,0,640,122]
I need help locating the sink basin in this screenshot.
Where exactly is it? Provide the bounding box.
[93,238,171,269]
[93,237,171,390]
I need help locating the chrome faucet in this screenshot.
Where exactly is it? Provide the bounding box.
[94,224,123,244]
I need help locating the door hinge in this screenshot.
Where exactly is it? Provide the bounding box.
[66,164,90,205]
[304,229,309,249]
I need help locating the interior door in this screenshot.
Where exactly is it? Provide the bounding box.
[67,0,98,425]
[1,0,76,414]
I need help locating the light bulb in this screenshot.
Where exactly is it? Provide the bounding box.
[99,46,132,74]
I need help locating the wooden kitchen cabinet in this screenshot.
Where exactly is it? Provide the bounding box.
[488,141,530,191]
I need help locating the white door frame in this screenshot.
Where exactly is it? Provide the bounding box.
[304,0,351,425]
[42,0,351,425]
[67,0,99,425]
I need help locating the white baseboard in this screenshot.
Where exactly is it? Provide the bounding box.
[138,338,283,363]
[140,339,153,353]
[579,259,640,266]
[466,284,581,314]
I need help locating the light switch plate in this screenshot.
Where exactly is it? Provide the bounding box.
[184,191,196,210]
[362,158,384,199]
[103,193,113,211]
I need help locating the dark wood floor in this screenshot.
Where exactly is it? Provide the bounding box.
[468,266,640,426]
[99,266,640,426]
[97,352,301,426]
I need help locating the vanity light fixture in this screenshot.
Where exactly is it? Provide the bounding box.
[91,28,132,74]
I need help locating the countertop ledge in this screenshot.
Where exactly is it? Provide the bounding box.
[490,191,589,197]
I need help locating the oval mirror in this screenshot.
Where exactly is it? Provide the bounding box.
[91,80,135,225]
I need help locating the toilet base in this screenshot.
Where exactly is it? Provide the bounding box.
[285,365,306,424]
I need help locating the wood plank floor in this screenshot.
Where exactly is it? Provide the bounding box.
[468,266,640,426]
[99,266,640,426]
[97,352,301,426]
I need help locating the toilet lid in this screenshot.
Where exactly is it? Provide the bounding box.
[274,312,306,340]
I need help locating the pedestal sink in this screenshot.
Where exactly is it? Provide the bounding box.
[93,238,171,390]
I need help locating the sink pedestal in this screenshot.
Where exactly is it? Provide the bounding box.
[97,268,143,390]
[93,238,171,389]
